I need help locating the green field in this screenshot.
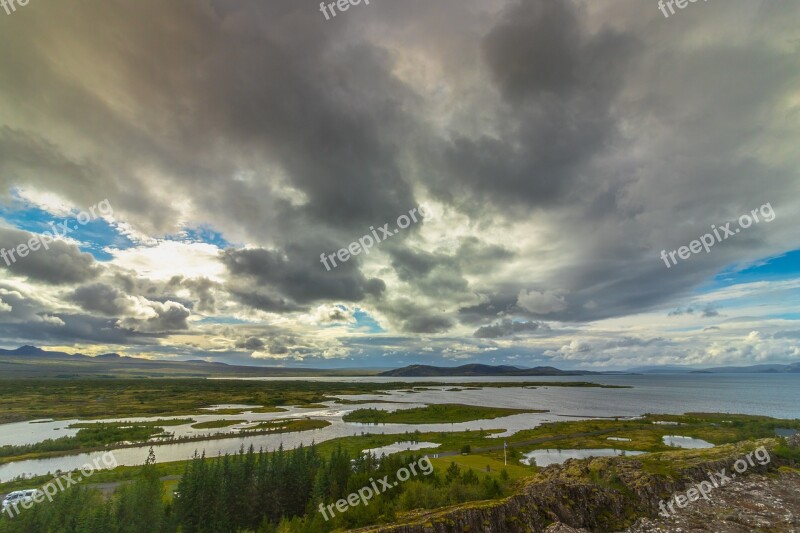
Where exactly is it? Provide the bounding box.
[1,406,798,533]
[343,404,546,424]
[190,419,241,429]
[245,418,331,432]
[0,379,616,425]
[4,411,795,494]
[429,454,534,483]
[0,424,170,464]
[2,378,798,521]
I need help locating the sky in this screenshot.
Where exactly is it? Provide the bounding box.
[0,0,798,370]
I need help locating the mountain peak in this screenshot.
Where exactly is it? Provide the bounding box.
[14,345,47,355]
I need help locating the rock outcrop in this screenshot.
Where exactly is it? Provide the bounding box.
[353,439,796,533]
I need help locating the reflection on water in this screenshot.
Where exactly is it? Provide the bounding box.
[362,441,441,457]
[520,448,645,467]
[201,404,262,411]
[662,435,714,449]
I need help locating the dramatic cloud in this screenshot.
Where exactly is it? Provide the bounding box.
[0,0,797,368]
[473,319,549,339]
[517,290,568,315]
[0,228,100,285]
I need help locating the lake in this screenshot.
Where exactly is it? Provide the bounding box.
[1,374,798,482]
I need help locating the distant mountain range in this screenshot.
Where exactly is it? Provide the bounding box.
[1,346,799,378]
[0,346,369,378]
[627,363,800,374]
[378,363,621,377]
[380,362,800,377]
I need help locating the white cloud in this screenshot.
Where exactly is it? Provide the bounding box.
[517,289,567,315]
[109,241,227,281]
[13,188,74,216]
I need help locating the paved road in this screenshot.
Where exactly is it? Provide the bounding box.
[1,475,182,503]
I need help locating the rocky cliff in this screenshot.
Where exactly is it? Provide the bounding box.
[353,438,797,533]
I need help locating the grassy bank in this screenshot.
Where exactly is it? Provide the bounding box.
[4,412,796,495]
[343,404,546,424]
[0,378,623,425]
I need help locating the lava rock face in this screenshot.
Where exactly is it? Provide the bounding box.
[353,440,799,533]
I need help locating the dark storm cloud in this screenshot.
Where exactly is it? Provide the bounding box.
[66,279,191,334]
[423,1,797,326]
[235,337,265,351]
[0,314,140,345]
[222,247,385,308]
[0,0,419,241]
[389,237,513,281]
[458,294,519,325]
[323,308,350,322]
[68,278,212,324]
[388,247,469,299]
[120,301,191,333]
[69,283,128,316]
[382,238,514,318]
[0,228,100,285]
[0,127,100,197]
[0,283,158,345]
[484,0,585,99]
[186,7,420,232]
[403,315,454,334]
[377,298,454,334]
[180,277,219,314]
[0,0,797,367]
[426,0,637,210]
[473,319,549,338]
[454,237,515,274]
[268,343,289,355]
[227,287,304,314]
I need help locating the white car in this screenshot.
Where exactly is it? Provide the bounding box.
[1,489,42,512]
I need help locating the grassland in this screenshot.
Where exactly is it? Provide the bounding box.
[2,412,797,498]
[0,379,621,425]
[190,420,241,429]
[249,406,288,413]
[343,404,546,424]
[68,419,195,429]
[428,454,534,483]
[245,419,330,432]
[0,424,170,464]
[2,378,796,511]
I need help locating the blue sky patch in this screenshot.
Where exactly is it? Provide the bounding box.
[0,196,135,261]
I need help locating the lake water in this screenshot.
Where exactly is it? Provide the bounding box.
[520,448,646,467]
[662,435,715,449]
[363,441,441,456]
[1,374,798,482]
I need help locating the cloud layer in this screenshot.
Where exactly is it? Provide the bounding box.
[0,0,798,368]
